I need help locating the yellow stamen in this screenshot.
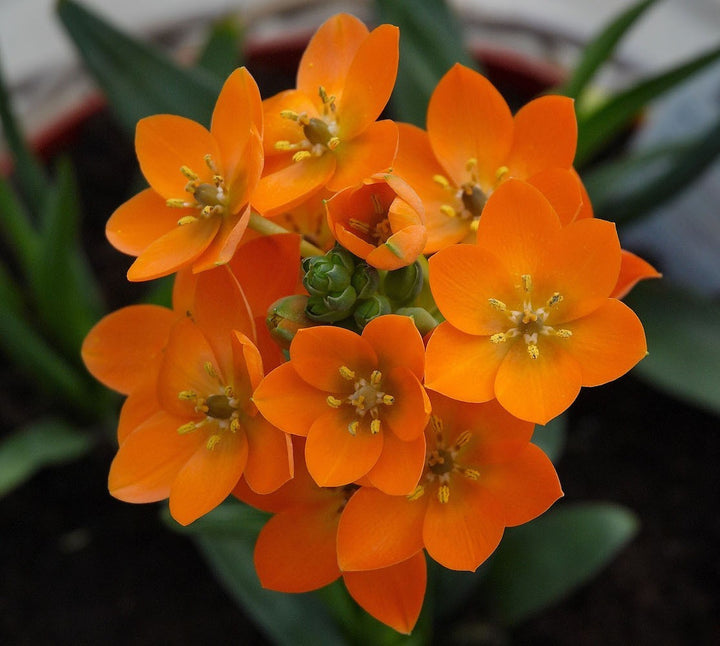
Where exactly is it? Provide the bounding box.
[465,158,478,173]
[280,109,300,121]
[293,151,312,162]
[370,419,381,435]
[488,298,507,311]
[407,485,425,501]
[430,415,443,435]
[439,204,457,218]
[370,370,383,387]
[437,484,450,504]
[527,344,540,359]
[274,140,294,151]
[204,362,217,379]
[546,292,563,308]
[521,274,533,293]
[490,332,507,344]
[177,421,198,435]
[339,366,356,381]
[433,174,450,189]
[178,390,197,401]
[348,420,360,436]
[370,194,384,216]
[166,198,191,208]
[177,215,198,226]
[495,165,509,182]
[326,395,342,408]
[349,218,370,234]
[206,434,222,450]
[555,329,573,338]
[463,468,480,480]
[230,418,241,433]
[382,394,395,406]
[180,166,198,181]
[455,430,472,448]
[327,136,340,150]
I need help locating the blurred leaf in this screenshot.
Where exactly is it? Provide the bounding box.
[431,557,487,623]
[196,16,245,81]
[375,0,478,127]
[532,413,567,463]
[56,0,220,133]
[576,43,720,166]
[626,280,720,415]
[586,111,720,224]
[479,502,639,624]
[0,175,39,276]
[0,54,48,214]
[31,158,102,356]
[168,501,349,645]
[0,420,94,497]
[560,0,657,101]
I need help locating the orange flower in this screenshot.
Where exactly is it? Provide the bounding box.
[393,63,582,252]
[107,270,292,525]
[337,392,562,572]
[235,439,426,635]
[253,314,431,494]
[107,67,263,281]
[425,179,648,424]
[613,249,662,299]
[325,173,427,270]
[252,13,400,216]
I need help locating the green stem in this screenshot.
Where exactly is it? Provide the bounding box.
[248,212,325,257]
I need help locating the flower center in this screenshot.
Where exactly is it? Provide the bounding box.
[166,155,228,225]
[407,415,479,504]
[176,361,241,450]
[348,193,392,244]
[325,366,395,436]
[275,86,341,162]
[488,274,572,359]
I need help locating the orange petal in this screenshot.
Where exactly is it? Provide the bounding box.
[242,415,293,494]
[424,323,506,403]
[191,202,251,275]
[169,430,248,525]
[494,338,583,424]
[367,431,426,495]
[611,249,662,299]
[254,505,341,593]
[337,486,425,571]
[536,217,621,323]
[362,313,425,381]
[290,325,377,393]
[117,379,160,444]
[343,552,426,635]
[106,188,182,256]
[328,119,398,192]
[382,366,431,442]
[506,95,577,178]
[427,64,513,189]
[262,90,319,153]
[297,13,369,102]
[231,330,265,396]
[135,114,220,199]
[527,167,584,226]
[562,299,647,387]
[109,411,201,503]
[429,243,518,335]
[366,224,427,270]
[423,478,505,571]
[81,304,176,394]
[337,24,399,139]
[127,216,220,282]
[253,363,330,436]
[481,443,562,526]
[475,179,562,278]
[305,409,383,487]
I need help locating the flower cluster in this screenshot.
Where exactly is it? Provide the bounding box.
[81,13,656,634]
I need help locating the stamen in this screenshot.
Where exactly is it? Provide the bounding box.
[177,216,198,226]
[439,204,457,218]
[455,430,472,448]
[407,485,425,501]
[546,292,563,308]
[327,395,342,408]
[370,419,381,434]
[370,370,383,387]
[204,362,217,379]
[462,467,480,480]
[430,415,443,435]
[348,420,360,436]
[489,298,507,312]
[203,154,219,174]
[433,174,450,189]
[495,165,509,182]
[274,140,295,151]
[180,166,198,181]
[177,421,198,435]
[521,274,533,293]
[527,344,540,359]
[280,110,300,121]
[327,137,340,150]
[370,194,384,216]
[178,390,197,401]
[490,332,507,344]
[167,198,192,209]
[293,151,312,162]
[230,418,241,433]
[437,484,450,504]
[206,434,222,450]
[339,366,356,380]
[381,394,395,406]
[465,158,478,173]
[555,329,573,338]
[349,218,370,234]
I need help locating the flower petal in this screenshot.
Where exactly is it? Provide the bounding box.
[611,249,662,299]
[382,366,431,442]
[362,313,426,380]
[243,415,294,494]
[366,431,426,495]
[527,167,584,226]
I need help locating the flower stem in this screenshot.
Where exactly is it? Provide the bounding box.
[248,212,325,257]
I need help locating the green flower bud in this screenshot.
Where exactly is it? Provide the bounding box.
[302,246,357,296]
[383,260,424,306]
[351,262,380,299]
[266,295,316,349]
[394,307,440,336]
[306,285,358,322]
[353,295,392,329]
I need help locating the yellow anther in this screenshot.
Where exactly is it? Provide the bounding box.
[407,485,425,501]
[274,140,294,151]
[326,395,343,408]
[437,484,450,504]
[206,434,222,450]
[195,402,209,414]
[382,394,395,406]
[556,329,573,338]
[349,218,370,233]
[318,86,336,109]
[370,419,381,435]
[327,136,340,150]
[463,467,481,480]
[180,165,198,181]
[178,390,197,401]
[230,418,241,433]
[370,370,383,387]
[348,420,360,436]
[521,274,533,293]
[203,154,219,173]
[488,298,507,312]
[280,109,300,121]
[370,193,384,216]
[455,430,472,448]
[527,344,540,359]
[433,174,450,189]
[465,157,478,172]
[546,292,563,308]
[224,386,235,398]
[339,366,356,381]
[490,332,507,344]
[495,165,509,181]
[177,215,199,226]
[439,204,457,218]
[293,151,312,162]
[204,362,217,378]
[177,421,198,435]
[430,415,444,434]
[167,198,191,209]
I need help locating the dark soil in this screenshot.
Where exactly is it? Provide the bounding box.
[1,51,718,645]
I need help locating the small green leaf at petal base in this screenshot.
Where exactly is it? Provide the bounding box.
[478,502,639,625]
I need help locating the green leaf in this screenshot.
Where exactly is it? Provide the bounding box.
[576,44,720,166]
[56,0,221,133]
[560,0,657,101]
[585,111,720,224]
[626,280,720,414]
[0,54,49,214]
[30,158,103,357]
[375,0,478,127]
[196,16,245,81]
[168,501,349,645]
[479,502,639,624]
[532,413,567,463]
[0,175,39,276]
[0,420,94,497]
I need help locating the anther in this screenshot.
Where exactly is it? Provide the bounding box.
[326,395,342,408]
[488,298,507,312]
[339,366,356,381]
[437,484,450,504]
[555,329,573,338]
[463,468,480,480]
[327,137,340,150]
[293,151,312,162]
[455,430,472,448]
[180,166,198,181]
[439,204,457,218]
[177,421,198,435]
[280,110,300,121]
[348,420,360,436]
[430,415,443,435]
[230,418,241,433]
[349,218,370,234]
[370,370,382,387]
[381,394,395,406]
[527,344,540,359]
[167,198,192,208]
[370,419,381,435]
[204,362,217,379]
[495,165,509,182]
[433,174,450,189]
[206,434,222,450]
[407,485,425,501]
[521,274,533,293]
[370,194,384,216]
[546,292,563,308]
[490,332,507,344]
[178,390,197,401]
